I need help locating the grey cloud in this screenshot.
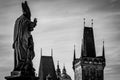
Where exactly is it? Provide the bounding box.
[0,44,11,57]
[0,34,12,58]
[106,63,120,76]
[0,0,19,12]
[0,0,120,80]
[83,0,120,14]
[0,34,11,41]
[0,61,13,80]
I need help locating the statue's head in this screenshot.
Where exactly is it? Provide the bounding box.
[22,1,31,20]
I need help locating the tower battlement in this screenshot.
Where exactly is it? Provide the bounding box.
[81,57,105,66]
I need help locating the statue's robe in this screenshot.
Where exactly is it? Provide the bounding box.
[13,15,35,71]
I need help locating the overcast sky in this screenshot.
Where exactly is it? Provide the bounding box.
[0,0,120,80]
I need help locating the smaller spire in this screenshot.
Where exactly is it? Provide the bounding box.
[102,41,105,58]
[57,61,60,69]
[73,45,76,61]
[51,48,53,57]
[91,19,93,27]
[41,48,42,56]
[56,60,61,75]
[63,63,65,68]
[62,64,66,74]
[74,44,76,49]
[84,18,86,27]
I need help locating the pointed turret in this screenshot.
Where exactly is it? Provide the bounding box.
[56,61,61,76]
[41,48,42,56]
[73,45,76,61]
[84,18,85,27]
[61,64,72,80]
[81,19,96,57]
[62,65,66,74]
[102,41,105,58]
[51,48,53,57]
[57,61,60,69]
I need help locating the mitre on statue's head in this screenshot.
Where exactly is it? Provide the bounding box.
[21,1,31,20]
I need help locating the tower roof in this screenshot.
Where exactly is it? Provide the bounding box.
[39,56,57,80]
[81,26,96,57]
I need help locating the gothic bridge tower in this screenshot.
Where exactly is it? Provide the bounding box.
[73,19,106,80]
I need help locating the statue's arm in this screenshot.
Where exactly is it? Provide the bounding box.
[30,18,37,28]
[29,18,37,31]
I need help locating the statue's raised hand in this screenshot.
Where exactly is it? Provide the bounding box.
[34,18,37,24]
[29,18,37,31]
[32,18,37,27]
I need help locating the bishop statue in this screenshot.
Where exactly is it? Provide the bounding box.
[12,1,37,76]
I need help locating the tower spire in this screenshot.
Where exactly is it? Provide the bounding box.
[56,61,61,76]
[73,45,76,61]
[41,48,42,56]
[102,41,105,58]
[57,61,59,69]
[51,48,53,57]
[62,64,66,74]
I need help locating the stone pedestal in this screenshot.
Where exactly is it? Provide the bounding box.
[5,76,39,80]
[5,71,39,80]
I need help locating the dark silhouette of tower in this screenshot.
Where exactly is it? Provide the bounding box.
[73,19,106,80]
[38,49,57,80]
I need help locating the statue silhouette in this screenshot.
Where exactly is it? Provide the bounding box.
[13,1,37,76]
